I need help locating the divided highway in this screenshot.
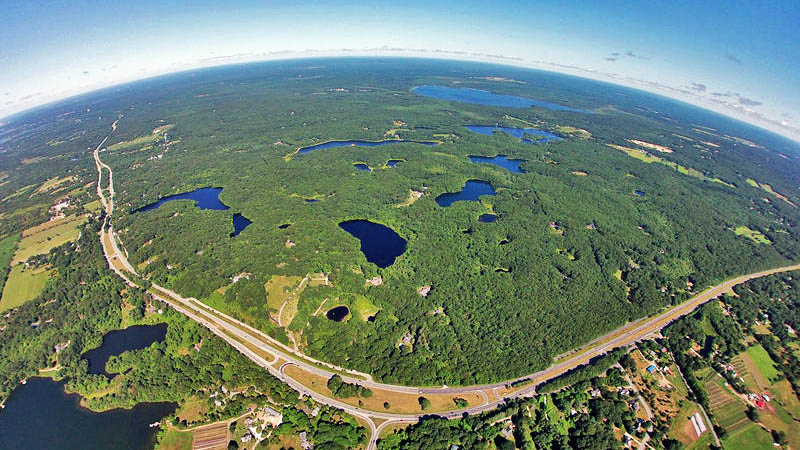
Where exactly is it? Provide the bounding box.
[92,120,800,449]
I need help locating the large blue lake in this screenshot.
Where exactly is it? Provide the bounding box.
[413,85,589,113]
[84,324,168,376]
[135,187,252,237]
[0,378,174,450]
[339,220,407,268]
[436,180,496,207]
[466,125,561,143]
[469,155,525,173]
[297,139,438,155]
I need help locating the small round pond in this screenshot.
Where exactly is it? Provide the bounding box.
[385,159,404,168]
[326,306,350,322]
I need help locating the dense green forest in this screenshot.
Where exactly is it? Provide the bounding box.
[2,58,800,386]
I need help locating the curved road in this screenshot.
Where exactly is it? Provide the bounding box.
[91,120,800,449]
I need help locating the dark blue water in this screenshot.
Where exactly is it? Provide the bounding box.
[466,125,561,143]
[231,213,252,237]
[354,163,372,172]
[436,180,496,207]
[135,187,252,236]
[413,85,589,113]
[0,378,175,450]
[339,220,407,268]
[479,214,499,223]
[326,306,350,322]
[634,190,646,197]
[84,324,168,376]
[305,198,319,203]
[385,159,404,168]
[135,187,228,212]
[297,139,438,155]
[469,155,525,173]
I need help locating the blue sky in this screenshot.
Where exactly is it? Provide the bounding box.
[2,0,799,140]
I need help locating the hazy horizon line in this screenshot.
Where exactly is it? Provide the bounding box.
[3,51,799,145]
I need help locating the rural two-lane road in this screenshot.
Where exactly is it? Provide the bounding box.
[91,119,800,449]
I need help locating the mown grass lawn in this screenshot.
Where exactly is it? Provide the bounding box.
[13,215,87,263]
[0,264,51,311]
[154,427,192,450]
[722,422,773,450]
[745,344,780,383]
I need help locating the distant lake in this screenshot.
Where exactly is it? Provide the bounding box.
[466,125,561,144]
[469,155,525,173]
[385,159,404,168]
[413,85,589,113]
[354,163,372,172]
[634,190,646,197]
[326,305,350,322]
[297,139,438,155]
[84,324,168,376]
[0,378,174,450]
[479,214,499,223]
[436,180,496,207]
[134,187,228,212]
[339,220,407,268]
[134,187,252,237]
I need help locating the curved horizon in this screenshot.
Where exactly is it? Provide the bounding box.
[2,52,800,147]
[2,1,798,143]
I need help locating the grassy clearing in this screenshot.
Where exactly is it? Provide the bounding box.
[264,275,302,309]
[21,214,84,238]
[107,124,173,151]
[396,189,424,207]
[0,265,51,311]
[36,175,75,193]
[175,396,208,424]
[155,428,192,450]
[353,295,379,321]
[2,184,35,202]
[608,144,734,187]
[13,215,87,263]
[265,434,302,450]
[744,344,780,383]
[734,226,771,244]
[745,178,797,207]
[84,199,102,212]
[722,422,773,450]
[556,125,591,139]
[759,380,800,447]
[0,233,20,271]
